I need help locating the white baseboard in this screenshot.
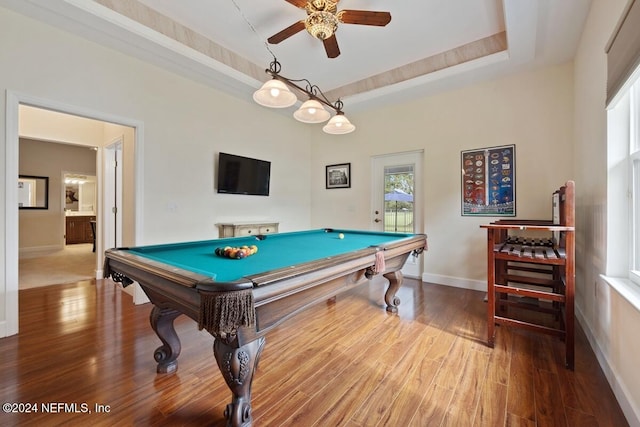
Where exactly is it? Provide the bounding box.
[421,272,486,292]
[19,244,64,256]
[0,319,17,338]
[575,306,640,427]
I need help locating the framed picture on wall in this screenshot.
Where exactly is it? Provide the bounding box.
[65,183,80,211]
[461,144,515,216]
[326,163,351,189]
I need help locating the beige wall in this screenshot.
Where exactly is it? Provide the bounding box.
[308,0,639,419]
[18,106,137,251]
[19,105,105,145]
[19,138,96,249]
[2,1,640,423]
[573,0,640,423]
[311,63,574,287]
[0,6,311,333]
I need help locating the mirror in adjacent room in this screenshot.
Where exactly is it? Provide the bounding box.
[18,175,49,209]
[64,174,96,215]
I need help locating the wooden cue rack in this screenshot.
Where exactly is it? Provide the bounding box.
[480,181,575,369]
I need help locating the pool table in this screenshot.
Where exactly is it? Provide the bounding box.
[104,228,427,427]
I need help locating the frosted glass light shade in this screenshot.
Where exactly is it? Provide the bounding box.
[253,79,297,108]
[323,113,355,134]
[293,99,331,123]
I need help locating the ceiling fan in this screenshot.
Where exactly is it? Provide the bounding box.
[267,0,391,59]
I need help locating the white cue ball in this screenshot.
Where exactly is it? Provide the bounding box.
[338,233,344,239]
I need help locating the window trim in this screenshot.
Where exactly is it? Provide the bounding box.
[607,66,640,288]
[631,80,640,286]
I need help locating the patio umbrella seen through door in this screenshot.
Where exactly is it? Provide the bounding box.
[384,189,413,231]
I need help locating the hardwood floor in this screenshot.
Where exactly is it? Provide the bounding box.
[0,278,628,426]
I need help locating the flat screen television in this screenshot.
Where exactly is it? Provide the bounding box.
[217,152,271,196]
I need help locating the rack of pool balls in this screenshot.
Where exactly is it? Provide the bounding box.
[215,245,258,259]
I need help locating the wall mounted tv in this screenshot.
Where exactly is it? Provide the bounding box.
[217,152,271,196]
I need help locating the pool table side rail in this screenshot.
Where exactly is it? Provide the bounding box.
[247,235,426,339]
[249,234,426,304]
[104,233,426,292]
[104,248,253,291]
[243,234,426,287]
[104,255,207,322]
[103,233,427,344]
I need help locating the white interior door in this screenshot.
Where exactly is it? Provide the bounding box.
[104,139,123,249]
[371,150,424,278]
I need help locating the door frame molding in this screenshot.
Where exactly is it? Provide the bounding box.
[103,138,123,252]
[3,90,144,337]
[370,149,424,279]
[371,149,425,233]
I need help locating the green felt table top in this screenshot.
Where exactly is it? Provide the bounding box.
[127,228,414,283]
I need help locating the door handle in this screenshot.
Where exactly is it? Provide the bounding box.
[374,218,381,223]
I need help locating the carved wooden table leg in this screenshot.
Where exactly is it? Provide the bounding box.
[149,306,182,373]
[383,270,402,313]
[214,337,266,427]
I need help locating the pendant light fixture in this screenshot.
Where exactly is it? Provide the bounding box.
[253,59,355,135]
[231,0,354,134]
[323,112,355,134]
[294,99,331,123]
[253,79,297,108]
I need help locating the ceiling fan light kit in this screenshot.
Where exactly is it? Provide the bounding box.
[304,11,338,40]
[268,0,391,59]
[245,0,387,134]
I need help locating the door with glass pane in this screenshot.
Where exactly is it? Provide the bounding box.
[371,151,423,278]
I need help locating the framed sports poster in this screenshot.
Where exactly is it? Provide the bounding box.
[461,144,515,216]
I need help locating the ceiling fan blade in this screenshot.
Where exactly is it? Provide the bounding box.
[285,0,308,8]
[338,10,391,26]
[323,35,340,58]
[267,21,306,44]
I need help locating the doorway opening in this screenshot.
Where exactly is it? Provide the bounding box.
[4,91,141,337]
[18,142,99,290]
